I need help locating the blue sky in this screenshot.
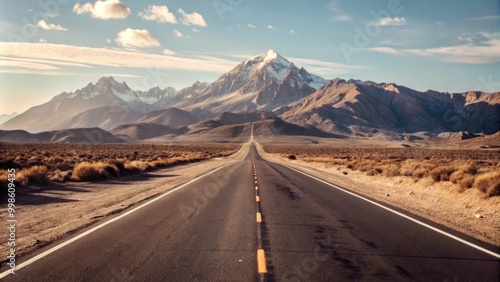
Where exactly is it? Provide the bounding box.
[0,0,499,115]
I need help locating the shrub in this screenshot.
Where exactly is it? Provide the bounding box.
[103,162,119,177]
[356,160,376,172]
[50,170,72,183]
[0,170,8,192]
[382,164,400,177]
[72,162,109,181]
[458,174,475,191]
[430,166,456,182]
[124,161,149,173]
[399,160,419,176]
[107,159,125,175]
[474,171,500,197]
[412,167,428,178]
[464,162,479,175]
[16,166,49,186]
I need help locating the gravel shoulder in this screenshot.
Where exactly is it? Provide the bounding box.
[2,142,250,261]
[256,142,500,247]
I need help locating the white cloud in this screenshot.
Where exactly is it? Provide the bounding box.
[177,8,207,27]
[100,73,141,78]
[364,33,500,64]
[230,54,255,60]
[0,42,240,74]
[73,0,131,20]
[334,15,352,22]
[267,25,275,29]
[34,20,67,31]
[248,24,256,29]
[174,29,183,38]
[162,49,175,55]
[364,47,399,54]
[0,69,89,76]
[192,28,200,32]
[376,17,406,26]
[290,30,296,34]
[73,3,93,14]
[0,60,59,70]
[290,57,368,78]
[45,12,59,18]
[139,5,176,24]
[409,42,500,64]
[106,38,112,43]
[115,28,160,48]
[39,38,47,43]
[0,56,92,68]
[469,15,500,21]
[328,1,352,22]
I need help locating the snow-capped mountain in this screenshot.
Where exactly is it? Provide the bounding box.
[173,49,327,118]
[136,86,178,105]
[58,77,140,102]
[7,49,496,139]
[1,77,155,132]
[153,81,210,109]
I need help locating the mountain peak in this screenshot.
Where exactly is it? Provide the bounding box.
[96,76,118,86]
[94,76,132,93]
[255,49,287,65]
[262,49,278,60]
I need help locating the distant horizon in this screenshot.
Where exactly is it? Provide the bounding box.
[1,0,499,114]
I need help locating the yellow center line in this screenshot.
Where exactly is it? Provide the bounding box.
[256,212,262,222]
[257,249,267,273]
[256,196,260,202]
[255,186,258,191]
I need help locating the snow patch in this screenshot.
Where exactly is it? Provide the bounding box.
[81,92,100,100]
[308,74,327,90]
[139,96,161,104]
[112,89,139,102]
[384,84,400,93]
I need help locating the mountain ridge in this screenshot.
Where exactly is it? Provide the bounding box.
[1,50,499,139]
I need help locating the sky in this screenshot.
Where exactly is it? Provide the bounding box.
[0,0,499,115]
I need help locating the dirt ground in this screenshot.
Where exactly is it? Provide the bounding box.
[256,143,500,247]
[0,143,250,261]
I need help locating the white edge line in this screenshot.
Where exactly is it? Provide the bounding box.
[266,157,500,259]
[0,162,234,279]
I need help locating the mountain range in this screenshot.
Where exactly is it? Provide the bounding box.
[0,49,499,143]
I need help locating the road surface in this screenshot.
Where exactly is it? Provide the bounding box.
[1,143,499,281]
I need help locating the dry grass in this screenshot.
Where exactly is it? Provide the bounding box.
[430,166,457,182]
[72,162,113,182]
[17,166,49,186]
[124,161,149,173]
[474,171,500,197]
[264,144,500,198]
[0,143,239,189]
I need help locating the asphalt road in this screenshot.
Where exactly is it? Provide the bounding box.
[1,143,499,281]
